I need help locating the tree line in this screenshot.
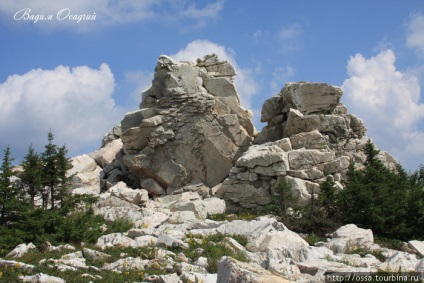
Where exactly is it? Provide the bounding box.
[0,132,107,250]
[267,140,424,241]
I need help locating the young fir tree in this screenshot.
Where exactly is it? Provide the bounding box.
[338,140,411,239]
[406,165,424,238]
[318,175,340,224]
[0,146,24,225]
[41,131,72,210]
[20,145,43,207]
[55,145,73,206]
[266,176,297,221]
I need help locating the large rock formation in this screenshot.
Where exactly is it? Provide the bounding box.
[95,54,397,212]
[112,54,254,197]
[215,81,397,211]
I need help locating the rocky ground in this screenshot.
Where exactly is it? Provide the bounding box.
[1,54,424,282]
[1,191,424,282]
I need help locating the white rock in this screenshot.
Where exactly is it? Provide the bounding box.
[6,243,36,258]
[305,246,335,261]
[96,233,134,248]
[96,206,144,224]
[217,256,292,283]
[245,221,309,262]
[408,240,424,257]
[168,210,197,224]
[0,259,34,270]
[157,191,202,206]
[379,251,419,272]
[297,259,373,275]
[145,273,182,283]
[267,249,301,277]
[288,149,335,170]
[102,257,148,273]
[158,234,189,249]
[127,228,159,238]
[195,256,209,269]
[108,181,145,205]
[285,176,312,205]
[83,248,111,261]
[68,154,98,175]
[135,209,169,228]
[174,262,207,274]
[332,253,381,268]
[130,235,158,248]
[415,258,424,272]
[282,82,342,115]
[325,224,373,254]
[170,197,225,219]
[56,251,87,269]
[18,273,65,283]
[235,144,288,169]
[90,139,123,167]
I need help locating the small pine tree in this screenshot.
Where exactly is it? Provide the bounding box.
[54,145,73,205]
[41,131,72,210]
[41,131,58,209]
[318,176,340,221]
[20,145,43,207]
[0,147,25,225]
[266,176,297,221]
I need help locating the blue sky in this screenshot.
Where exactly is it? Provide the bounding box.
[1,0,424,171]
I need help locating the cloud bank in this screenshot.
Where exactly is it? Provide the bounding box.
[342,49,424,170]
[0,64,126,161]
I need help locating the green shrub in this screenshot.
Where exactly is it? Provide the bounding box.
[107,217,134,233]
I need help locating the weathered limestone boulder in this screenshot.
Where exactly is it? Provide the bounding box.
[90,139,123,168]
[324,224,374,254]
[6,243,36,258]
[68,154,102,195]
[170,197,226,219]
[102,257,148,273]
[116,54,254,194]
[108,181,148,206]
[18,273,65,283]
[217,256,294,283]
[379,251,419,272]
[281,82,343,115]
[245,221,309,262]
[96,233,134,249]
[55,251,87,269]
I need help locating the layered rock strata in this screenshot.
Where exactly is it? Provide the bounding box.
[216,81,397,211]
[115,54,254,197]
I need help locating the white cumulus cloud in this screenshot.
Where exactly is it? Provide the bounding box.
[171,39,260,110]
[0,64,126,161]
[406,12,424,57]
[342,49,424,170]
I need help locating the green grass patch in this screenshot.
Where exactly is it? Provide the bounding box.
[183,233,249,273]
